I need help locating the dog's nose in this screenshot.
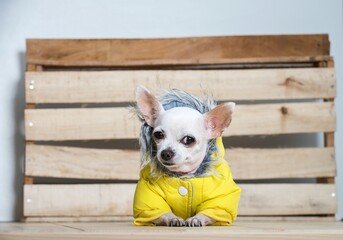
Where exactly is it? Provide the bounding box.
[161,149,175,161]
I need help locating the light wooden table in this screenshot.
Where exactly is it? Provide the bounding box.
[1,221,343,240]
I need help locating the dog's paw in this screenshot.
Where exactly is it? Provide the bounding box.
[153,213,185,227]
[168,217,186,227]
[185,214,215,227]
[185,217,203,227]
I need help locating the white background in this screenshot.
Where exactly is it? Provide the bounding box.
[0,0,342,221]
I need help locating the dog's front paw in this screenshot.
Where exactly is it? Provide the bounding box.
[168,217,185,227]
[185,214,215,227]
[153,212,185,227]
[185,217,203,227]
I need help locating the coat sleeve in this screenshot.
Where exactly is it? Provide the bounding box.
[133,176,172,226]
[196,161,241,226]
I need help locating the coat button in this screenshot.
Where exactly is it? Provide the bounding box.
[178,186,188,196]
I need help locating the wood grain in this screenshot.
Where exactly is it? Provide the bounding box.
[228,147,336,179]
[25,68,336,103]
[23,215,335,223]
[25,144,140,180]
[25,144,336,180]
[24,102,336,141]
[26,35,329,67]
[23,184,336,217]
[2,222,343,240]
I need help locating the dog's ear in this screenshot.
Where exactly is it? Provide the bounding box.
[204,102,235,139]
[135,85,164,127]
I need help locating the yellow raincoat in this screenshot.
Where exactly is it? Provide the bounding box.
[133,138,241,226]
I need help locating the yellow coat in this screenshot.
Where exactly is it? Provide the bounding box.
[133,138,241,226]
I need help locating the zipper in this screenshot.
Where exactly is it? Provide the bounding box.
[186,180,194,218]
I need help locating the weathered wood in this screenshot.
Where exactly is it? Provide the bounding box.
[23,184,336,217]
[25,144,335,180]
[24,177,34,185]
[24,184,135,217]
[25,144,140,180]
[26,35,329,67]
[25,68,336,103]
[236,216,336,222]
[2,222,343,240]
[239,184,336,216]
[23,215,335,223]
[25,107,139,141]
[325,132,335,147]
[24,216,133,223]
[26,64,37,71]
[228,147,336,179]
[24,102,336,141]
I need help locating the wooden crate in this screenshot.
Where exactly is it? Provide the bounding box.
[23,34,337,222]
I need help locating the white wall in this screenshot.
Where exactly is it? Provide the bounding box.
[0,0,342,221]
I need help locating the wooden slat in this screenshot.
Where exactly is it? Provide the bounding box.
[25,144,140,180]
[25,145,336,180]
[239,184,336,215]
[26,35,329,67]
[25,68,336,103]
[2,222,343,240]
[24,102,335,141]
[228,147,336,179]
[23,184,336,217]
[23,215,335,223]
[25,107,139,141]
[24,216,133,223]
[24,184,135,217]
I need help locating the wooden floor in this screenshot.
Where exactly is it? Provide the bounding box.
[0,221,343,240]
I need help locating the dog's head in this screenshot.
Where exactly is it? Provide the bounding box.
[135,85,235,176]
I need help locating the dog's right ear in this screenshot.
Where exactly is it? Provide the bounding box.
[135,85,164,127]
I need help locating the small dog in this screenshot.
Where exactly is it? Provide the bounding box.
[133,85,241,227]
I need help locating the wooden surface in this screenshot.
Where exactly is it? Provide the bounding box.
[1,222,343,240]
[25,144,336,180]
[24,102,335,141]
[24,184,336,217]
[25,68,336,103]
[23,216,335,223]
[27,35,329,67]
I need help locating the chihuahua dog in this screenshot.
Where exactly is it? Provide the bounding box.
[133,85,241,227]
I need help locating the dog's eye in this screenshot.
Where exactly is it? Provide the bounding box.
[181,136,195,145]
[153,131,164,140]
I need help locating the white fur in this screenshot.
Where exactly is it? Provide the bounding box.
[153,107,208,174]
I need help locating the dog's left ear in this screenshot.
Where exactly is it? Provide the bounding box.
[135,85,164,127]
[204,102,235,139]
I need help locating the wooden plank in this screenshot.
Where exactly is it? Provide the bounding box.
[25,144,140,180]
[24,216,133,223]
[239,184,336,215]
[25,107,139,141]
[24,184,135,217]
[24,176,34,185]
[25,145,335,180]
[24,184,336,217]
[228,147,336,179]
[2,222,343,240]
[25,68,336,103]
[23,215,334,223]
[236,216,336,222]
[26,35,329,67]
[24,102,335,141]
